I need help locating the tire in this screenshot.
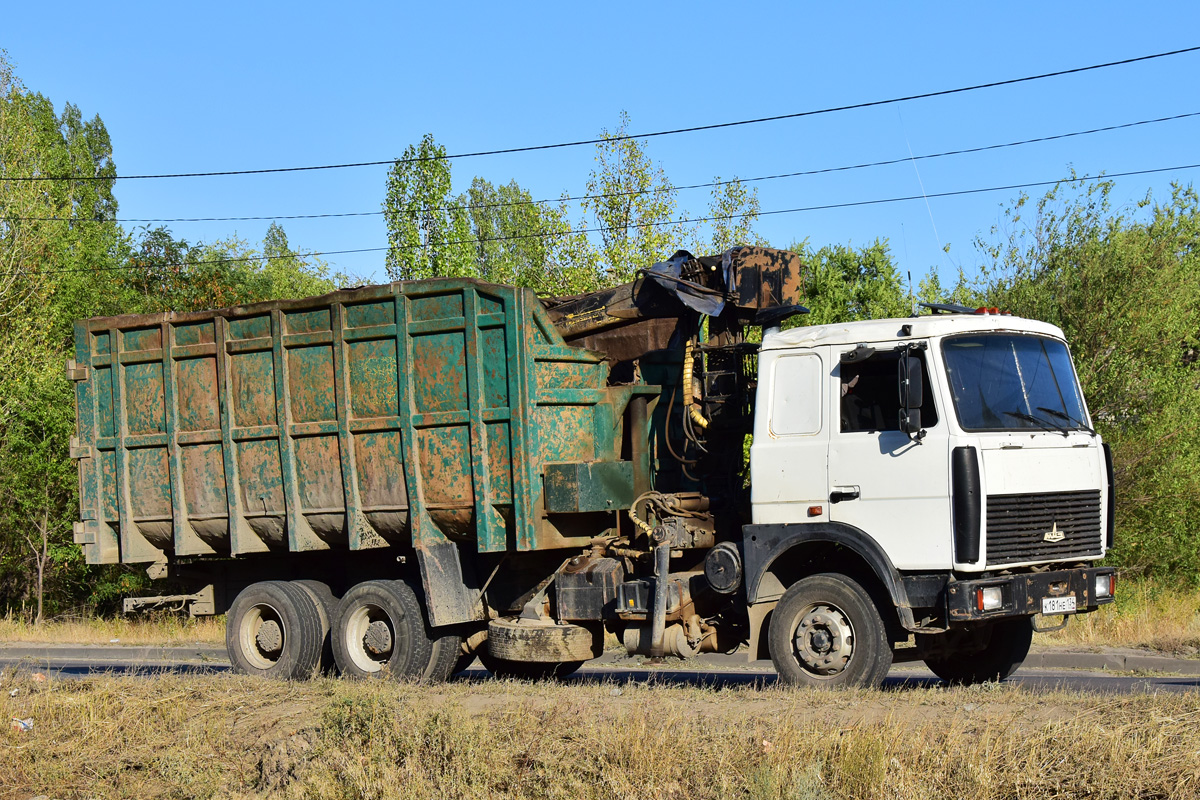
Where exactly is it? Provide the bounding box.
[424,628,465,683]
[921,618,1033,685]
[293,579,337,621]
[451,652,478,676]
[768,573,892,688]
[477,652,583,681]
[226,581,324,680]
[292,580,337,674]
[331,580,437,680]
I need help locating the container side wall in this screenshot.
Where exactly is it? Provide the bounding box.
[72,277,638,572]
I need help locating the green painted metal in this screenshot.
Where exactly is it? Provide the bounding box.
[71,278,641,565]
[543,462,635,514]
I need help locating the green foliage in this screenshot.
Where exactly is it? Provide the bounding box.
[0,362,82,620]
[383,133,465,281]
[119,224,350,315]
[786,239,908,325]
[581,111,684,284]
[459,177,581,294]
[0,51,354,616]
[382,115,766,296]
[382,135,592,292]
[707,177,765,254]
[973,179,1200,578]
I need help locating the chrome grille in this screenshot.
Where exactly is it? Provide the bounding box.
[985,490,1102,565]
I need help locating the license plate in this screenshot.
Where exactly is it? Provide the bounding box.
[1042,595,1077,614]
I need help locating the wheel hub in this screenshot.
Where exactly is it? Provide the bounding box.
[363,620,393,656]
[794,604,854,675]
[255,619,283,655]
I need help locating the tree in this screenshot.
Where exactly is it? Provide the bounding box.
[582,111,686,285]
[260,222,349,299]
[0,54,364,616]
[0,363,79,622]
[787,239,908,325]
[0,50,132,617]
[383,134,471,281]
[382,136,600,292]
[707,177,764,253]
[382,117,767,296]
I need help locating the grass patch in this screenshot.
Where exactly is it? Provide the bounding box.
[0,612,225,647]
[1039,577,1200,655]
[1,671,1198,799]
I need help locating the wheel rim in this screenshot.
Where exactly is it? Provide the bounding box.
[343,602,395,673]
[791,602,855,679]
[238,602,287,671]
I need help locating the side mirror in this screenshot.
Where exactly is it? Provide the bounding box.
[899,356,924,409]
[899,408,923,436]
[899,356,926,440]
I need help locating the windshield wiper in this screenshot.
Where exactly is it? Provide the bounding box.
[1004,410,1069,437]
[1037,406,1097,437]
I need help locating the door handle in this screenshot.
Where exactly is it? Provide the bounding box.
[830,488,860,503]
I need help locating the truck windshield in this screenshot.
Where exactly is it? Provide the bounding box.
[941,334,1089,432]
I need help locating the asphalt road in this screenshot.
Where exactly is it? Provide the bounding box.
[2,649,1198,694]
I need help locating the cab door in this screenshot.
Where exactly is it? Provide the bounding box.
[749,347,829,525]
[827,343,952,569]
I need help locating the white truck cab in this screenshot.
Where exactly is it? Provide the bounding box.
[743,308,1115,684]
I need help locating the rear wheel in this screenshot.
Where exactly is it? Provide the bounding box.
[226,581,324,680]
[425,628,465,682]
[920,618,1032,685]
[292,580,337,673]
[332,580,445,681]
[768,573,892,688]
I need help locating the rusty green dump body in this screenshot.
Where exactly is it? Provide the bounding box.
[70,278,647,571]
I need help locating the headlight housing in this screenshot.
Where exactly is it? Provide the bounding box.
[976,586,1004,611]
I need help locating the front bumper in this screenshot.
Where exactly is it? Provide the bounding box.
[946,567,1116,623]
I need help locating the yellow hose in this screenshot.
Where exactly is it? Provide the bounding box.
[682,339,710,431]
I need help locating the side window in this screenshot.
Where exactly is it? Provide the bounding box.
[769,353,822,436]
[840,349,938,432]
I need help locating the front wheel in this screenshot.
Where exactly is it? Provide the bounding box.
[920,618,1032,685]
[768,573,892,688]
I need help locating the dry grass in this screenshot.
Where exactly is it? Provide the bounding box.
[0,613,225,647]
[1,670,1198,799]
[1039,577,1200,655]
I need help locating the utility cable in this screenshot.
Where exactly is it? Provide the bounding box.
[4,46,1198,183]
[18,162,1200,277]
[13,111,1200,223]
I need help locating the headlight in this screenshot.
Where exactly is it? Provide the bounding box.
[976,586,1004,611]
[1095,573,1115,599]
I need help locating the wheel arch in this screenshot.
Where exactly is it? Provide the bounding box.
[742,522,913,659]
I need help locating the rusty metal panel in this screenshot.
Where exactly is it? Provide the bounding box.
[544,462,634,513]
[72,278,639,578]
[727,246,807,313]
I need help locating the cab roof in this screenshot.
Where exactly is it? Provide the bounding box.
[761,313,1067,352]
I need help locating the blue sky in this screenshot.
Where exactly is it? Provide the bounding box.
[6,2,1199,287]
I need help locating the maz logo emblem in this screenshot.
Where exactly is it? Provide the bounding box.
[1043,522,1065,543]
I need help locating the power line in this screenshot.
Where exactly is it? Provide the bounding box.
[23,162,1200,277]
[5,46,1198,183]
[14,111,1200,224]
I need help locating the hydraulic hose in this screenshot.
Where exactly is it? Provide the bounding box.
[682,338,709,431]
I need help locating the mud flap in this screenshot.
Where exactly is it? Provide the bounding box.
[415,539,486,627]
